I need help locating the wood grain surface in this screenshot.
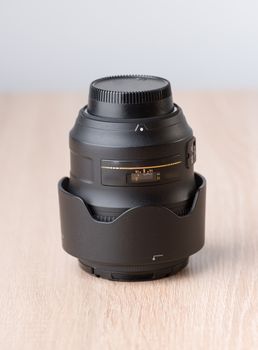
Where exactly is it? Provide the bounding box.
[0,92,257,350]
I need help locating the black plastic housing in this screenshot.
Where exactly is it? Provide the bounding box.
[58,174,205,281]
[58,75,206,281]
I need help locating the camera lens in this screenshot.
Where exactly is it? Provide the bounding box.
[58,75,206,281]
[70,76,196,221]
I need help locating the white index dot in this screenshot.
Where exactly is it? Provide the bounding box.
[140,127,144,132]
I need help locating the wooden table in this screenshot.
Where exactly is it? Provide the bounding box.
[0,92,257,350]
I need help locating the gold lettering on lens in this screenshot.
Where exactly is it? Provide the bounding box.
[101,160,182,171]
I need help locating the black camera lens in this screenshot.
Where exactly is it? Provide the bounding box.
[58,75,206,281]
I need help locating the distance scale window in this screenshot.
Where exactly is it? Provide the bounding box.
[101,157,182,186]
[127,169,160,184]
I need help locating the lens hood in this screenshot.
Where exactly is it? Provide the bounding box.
[58,173,206,281]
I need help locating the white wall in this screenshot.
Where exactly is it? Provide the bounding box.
[0,0,258,91]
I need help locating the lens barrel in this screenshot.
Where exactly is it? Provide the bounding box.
[58,75,206,281]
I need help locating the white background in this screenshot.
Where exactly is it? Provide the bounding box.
[0,0,258,91]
